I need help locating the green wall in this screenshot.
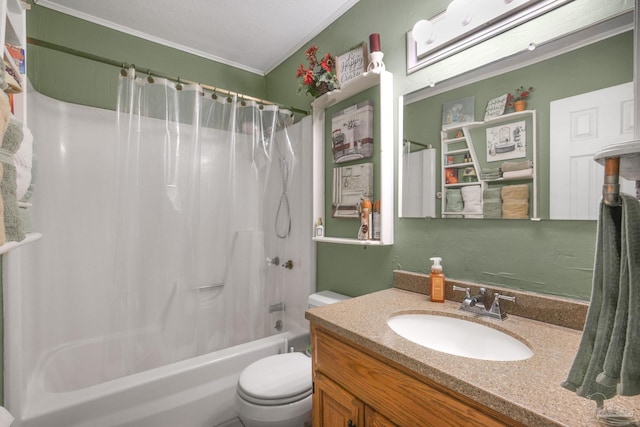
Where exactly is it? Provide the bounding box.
[3,0,629,407]
[26,5,267,109]
[22,1,625,304]
[265,0,628,301]
[404,32,633,219]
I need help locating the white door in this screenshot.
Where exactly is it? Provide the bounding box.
[550,82,635,220]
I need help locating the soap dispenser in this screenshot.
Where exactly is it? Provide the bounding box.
[429,257,445,303]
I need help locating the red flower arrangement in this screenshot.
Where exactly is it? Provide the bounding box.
[507,86,534,106]
[296,45,339,97]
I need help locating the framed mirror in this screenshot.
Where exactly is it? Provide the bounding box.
[399,6,636,220]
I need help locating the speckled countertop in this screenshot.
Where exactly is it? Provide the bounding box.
[305,285,640,426]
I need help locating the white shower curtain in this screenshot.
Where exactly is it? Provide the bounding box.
[103,69,296,379]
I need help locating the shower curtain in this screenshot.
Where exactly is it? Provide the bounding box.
[103,69,297,379]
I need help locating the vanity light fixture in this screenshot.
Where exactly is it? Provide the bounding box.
[407,0,572,74]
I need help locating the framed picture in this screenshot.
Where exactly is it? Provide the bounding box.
[336,43,368,87]
[331,100,374,164]
[484,94,508,120]
[486,120,527,162]
[332,163,373,218]
[442,96,474,129]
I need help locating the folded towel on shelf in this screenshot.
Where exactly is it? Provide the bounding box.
[479,167,502,180]
[462,185,483,218]
[562,194,640,400]
[502,199,529,219]
[501,160,533,172]
[1,117,25,243]
[483,200,502,218]
[445,188,464,218]
[483,187,502,218]
[501,184,529,201]
[483,187,502,201]
[0,92,11,136]
[503,168,533,180]
[14,123,32,201]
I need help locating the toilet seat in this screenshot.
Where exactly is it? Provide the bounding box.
[237,352,312,406]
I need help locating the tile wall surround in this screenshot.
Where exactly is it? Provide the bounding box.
[393,270,588,331]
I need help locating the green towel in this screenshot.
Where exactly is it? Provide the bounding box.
[0,117,25,243]
[562,194,640,401]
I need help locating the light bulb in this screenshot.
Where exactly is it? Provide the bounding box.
[412,19,436,44]
[447,0,474,26]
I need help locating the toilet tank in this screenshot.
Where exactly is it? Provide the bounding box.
[308,290,351,308]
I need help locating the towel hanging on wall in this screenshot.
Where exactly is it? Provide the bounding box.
[561,193,640,402]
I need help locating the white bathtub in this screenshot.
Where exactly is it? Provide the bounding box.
[16,328,309,427]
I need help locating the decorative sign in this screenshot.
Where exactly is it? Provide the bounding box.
[484,94,508,120]
[337,43,368,86]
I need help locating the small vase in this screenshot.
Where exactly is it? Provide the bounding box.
[514,100,526,112]
[315,82,330,97]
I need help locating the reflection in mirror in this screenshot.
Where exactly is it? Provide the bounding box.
[400,13,635,220]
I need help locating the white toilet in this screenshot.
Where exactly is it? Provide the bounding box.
[235,291,350,427]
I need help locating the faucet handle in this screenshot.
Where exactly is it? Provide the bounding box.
[489,293,515,319]
[493,293,516,304]
[452,285,470,298]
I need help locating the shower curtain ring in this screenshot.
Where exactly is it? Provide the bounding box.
[176,78,183,91]
[211,89,218,100]
[147,70,154,84]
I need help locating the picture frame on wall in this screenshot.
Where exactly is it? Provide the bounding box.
[332,163,373,218]
[336,42,368,87]
[331,100,374,164]
[442,96,475,129]
[486,120,527,162]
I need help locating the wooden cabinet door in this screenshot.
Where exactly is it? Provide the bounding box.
[365,406,398,427]
[314,372,364,427]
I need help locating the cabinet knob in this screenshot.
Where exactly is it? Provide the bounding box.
[348,420,356,427]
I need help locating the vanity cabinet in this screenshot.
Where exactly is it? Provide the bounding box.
[311,324,525,427]
[311,71,394,245]
[315,372,398,427]
[441,110,538,219]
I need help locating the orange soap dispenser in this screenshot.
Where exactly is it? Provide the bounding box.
[429,257,445,303]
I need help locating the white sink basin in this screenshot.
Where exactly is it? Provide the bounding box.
[387,313,533,361]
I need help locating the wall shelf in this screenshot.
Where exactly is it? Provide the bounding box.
[0,232,42,255]
[311,70,394,245]
[440,110,538,219]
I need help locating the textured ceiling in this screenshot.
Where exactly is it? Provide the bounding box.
[37,0,360,75]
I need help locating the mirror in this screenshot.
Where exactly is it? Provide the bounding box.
[400,7,636,220]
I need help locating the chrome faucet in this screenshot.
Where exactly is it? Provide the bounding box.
[452,286,515,320]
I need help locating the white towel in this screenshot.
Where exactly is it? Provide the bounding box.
[461,185,483,218]
[502,168,533,180]
[0,406,14,427]
[14,123,32,201]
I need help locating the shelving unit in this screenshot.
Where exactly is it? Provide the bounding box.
[2,0,26,122]
[311,70,394,245]
[0,0,38,255]
[440,110,538,219]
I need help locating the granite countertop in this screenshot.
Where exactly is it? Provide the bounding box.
[305,287,640,427]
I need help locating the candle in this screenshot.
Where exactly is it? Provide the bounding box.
[369,33,381,52]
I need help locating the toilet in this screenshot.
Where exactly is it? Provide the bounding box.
[235,291,350,427]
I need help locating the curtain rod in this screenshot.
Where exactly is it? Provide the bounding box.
[27,37,309,116]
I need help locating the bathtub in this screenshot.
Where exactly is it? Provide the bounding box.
[16,328,310,427]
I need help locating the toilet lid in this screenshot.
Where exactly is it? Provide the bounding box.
[238,352,312,405]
